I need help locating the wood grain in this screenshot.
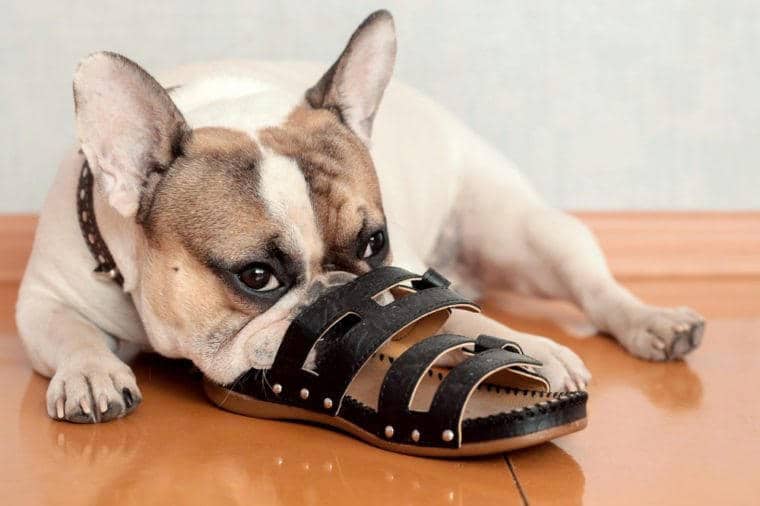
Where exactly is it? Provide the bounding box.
[1,212,758,282]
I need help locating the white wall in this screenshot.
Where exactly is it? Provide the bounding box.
[1,0,758,212]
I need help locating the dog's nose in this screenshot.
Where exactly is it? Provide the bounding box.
[322,270,357,286]
[303,270,357,306]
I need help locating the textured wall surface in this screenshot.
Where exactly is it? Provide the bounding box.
[2,1,758,211]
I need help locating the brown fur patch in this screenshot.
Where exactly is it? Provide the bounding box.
[183,127,261,159]
[259,105,388,271]
[146,126,276,267]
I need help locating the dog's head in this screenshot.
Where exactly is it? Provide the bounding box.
[72,11,397,382]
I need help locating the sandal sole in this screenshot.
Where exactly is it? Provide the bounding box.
[204,378,587,458]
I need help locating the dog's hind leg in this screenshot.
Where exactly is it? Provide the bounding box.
[439,131,705,361]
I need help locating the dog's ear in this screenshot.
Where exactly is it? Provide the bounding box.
[73,52,188,218]
[306,10,396,146]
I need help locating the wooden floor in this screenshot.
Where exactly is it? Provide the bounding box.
[1,213,759,505]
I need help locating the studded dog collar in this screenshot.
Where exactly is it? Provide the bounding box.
[76,158,124,287]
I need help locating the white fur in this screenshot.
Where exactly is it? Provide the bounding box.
[257,150,324,272]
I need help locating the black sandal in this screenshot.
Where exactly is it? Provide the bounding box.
[204,267,587,457]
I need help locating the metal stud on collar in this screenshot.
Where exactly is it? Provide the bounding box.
[384,425,394,439]
[93,268,121,283]
[323,398,333,409]
[300,388,310,400]
[411,429,420,442]
[442,429,455,442]
[272,384,283,395]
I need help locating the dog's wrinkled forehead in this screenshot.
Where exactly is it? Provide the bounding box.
[260,104,384,257]
[146,127,275,266]
[145,109,384,275]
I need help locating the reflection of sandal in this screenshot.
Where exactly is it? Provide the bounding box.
[204,267,588,457]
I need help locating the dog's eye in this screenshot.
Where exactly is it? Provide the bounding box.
[237,264,281,291]
[361,230,386,259]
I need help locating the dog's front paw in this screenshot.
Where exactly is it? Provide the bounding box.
[518,335,592,392]
[46,358,142,423]
[617,305,705,361]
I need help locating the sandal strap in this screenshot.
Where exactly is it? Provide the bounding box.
[377,334,472,419]
[316,286,478,413]
[376,336,545,448]
[411,268,452,290]
[272,266,421,372]
[428,348,542,448]
[471,334,550,386]
[474,334,525,355]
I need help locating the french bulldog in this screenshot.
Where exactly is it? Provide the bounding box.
[16,10,704,423]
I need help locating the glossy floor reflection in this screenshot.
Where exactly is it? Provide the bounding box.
[484,277,760,506]
[2,277,759,505]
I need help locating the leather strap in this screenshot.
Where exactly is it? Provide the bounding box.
[427,348,542,448]
[76,158,124,287]
[377,334,546,447]
[411,268,451,290]
[473,334,525,355]
[377,334,472,418]
[272,266,421,372]
[315,286,478,413]
[471,334,550,389]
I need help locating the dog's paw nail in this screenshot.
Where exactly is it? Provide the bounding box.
[47,363,141,423]
[98,394,109,413]
[123,388,134,409]
[620,306,706,360]
[671,335,693,358]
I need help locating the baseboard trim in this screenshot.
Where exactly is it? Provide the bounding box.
[1,212,758,283]
[574,211,760,279]
[0,215,38,283]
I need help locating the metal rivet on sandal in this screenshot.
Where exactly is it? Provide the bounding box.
[272,383,282,394]
[300,388,309,400]
[384,425,394,438]
[411,429,420,442]
[442,429,454,442]
[323,398,333,409]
